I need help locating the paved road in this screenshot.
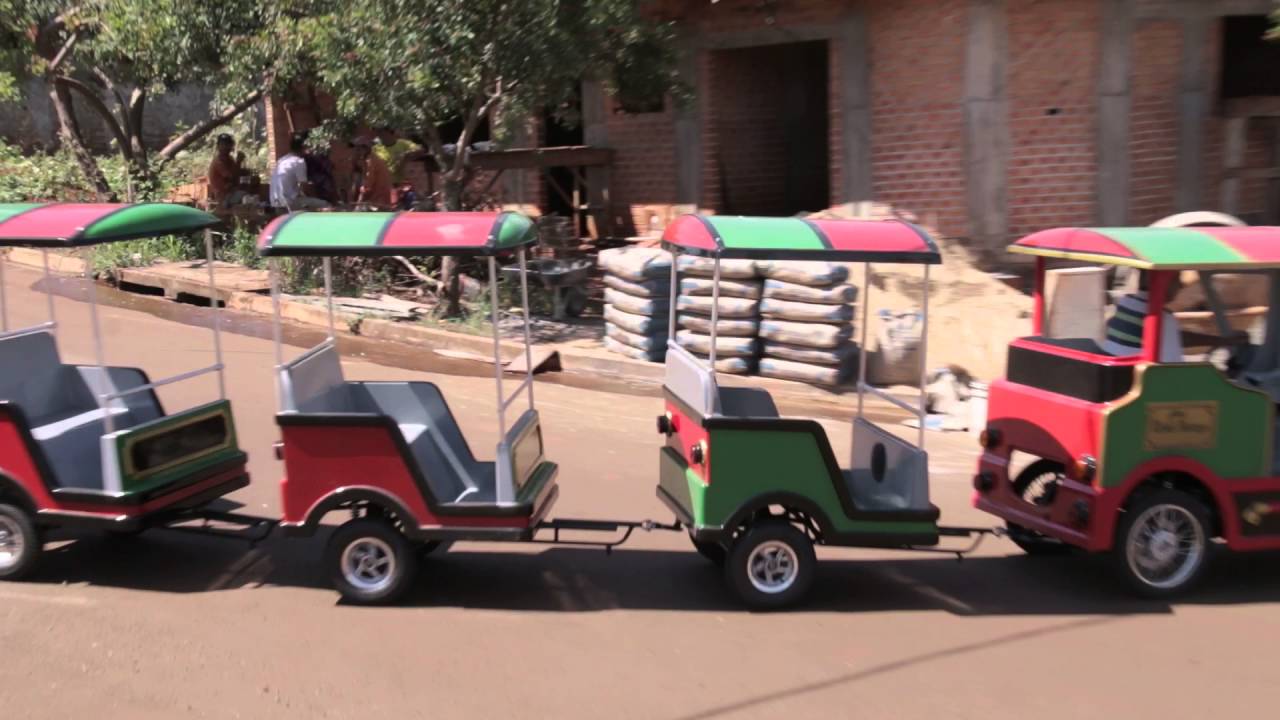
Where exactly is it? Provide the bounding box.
[2,260,1279,719]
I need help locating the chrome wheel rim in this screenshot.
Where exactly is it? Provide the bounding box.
[1126,504,1205,590]
[340,537,397,593]
[0,516,25,571]
[746,540,799,594]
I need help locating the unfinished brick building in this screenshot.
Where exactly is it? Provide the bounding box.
[268,0,1280,261]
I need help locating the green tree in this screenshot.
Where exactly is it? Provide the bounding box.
[0,0,319,199]
[304,0,680,314]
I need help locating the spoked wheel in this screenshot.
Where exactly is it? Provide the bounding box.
[1007,459,1071,556]
[724,520,816,610]
[1113,489,1211,598]
[0,503,41,581]
[690,533,726,567]
[326,518,417,605]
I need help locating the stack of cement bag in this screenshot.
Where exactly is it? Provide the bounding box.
[599,246,672,362]
[674,256,762,374]
[756,261,860,387]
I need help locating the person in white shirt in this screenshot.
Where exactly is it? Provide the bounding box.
[270,135,331,211]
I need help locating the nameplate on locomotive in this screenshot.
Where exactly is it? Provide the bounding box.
[1143,401,1217,451]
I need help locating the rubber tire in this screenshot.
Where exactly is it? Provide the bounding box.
[724,520,816,610]
[563,287,588,318]
[690,535,727,567]
[419,540,453,557]
[0,503,41,581]
[326,518,418,605]
[1007,459,1073,556]
[1111,488,1213,599]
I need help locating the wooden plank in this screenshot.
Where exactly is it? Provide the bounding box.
[1096,0,1134,226]
[115,261,270,302]
[838,9,873,203]
[1225,97,1280,119]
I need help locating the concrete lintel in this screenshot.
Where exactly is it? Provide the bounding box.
[1137,0,1272,19]
[697,24,839,51]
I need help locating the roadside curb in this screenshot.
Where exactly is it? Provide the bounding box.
[3,249,901,415]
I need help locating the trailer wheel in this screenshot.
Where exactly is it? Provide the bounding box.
[724,520,816,610]
[0,503,41,580]
[1007,460,1072,556]
[690,533,726,567]
[1112,488,1212,598]
[326,518,417,605]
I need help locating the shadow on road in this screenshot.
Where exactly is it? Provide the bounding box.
[26,529,1280,616]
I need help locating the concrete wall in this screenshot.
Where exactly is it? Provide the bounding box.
[0,80,215,152]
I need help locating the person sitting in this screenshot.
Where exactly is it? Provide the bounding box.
[375,128,423,210]
[349,136,392,209]
[1102,272,1246,361]
[270,134,331,212]
[207,134,247,208]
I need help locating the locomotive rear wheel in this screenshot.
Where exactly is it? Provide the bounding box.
[1007,459,1072,556]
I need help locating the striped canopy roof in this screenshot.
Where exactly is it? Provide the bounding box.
[0,203,217,247]
[661,214,940,263]
[1011,226,1280,270]
[257,211,536,257]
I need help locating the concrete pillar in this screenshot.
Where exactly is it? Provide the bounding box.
[673,34,702,205]
[1174,8,1211,211]
[963,0,1009,254]
[1096,0,1134,225]
[838,9,873,202]
[581,79,610,235]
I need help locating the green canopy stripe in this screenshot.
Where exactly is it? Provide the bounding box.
[494,212,535,249]
[81,203,216,242]
[707,216,825,251]
[1093,227,1247,266]
[270,212,394,248]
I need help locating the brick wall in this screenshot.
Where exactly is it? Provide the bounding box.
[603,96,679,234]
[865,0,967,237]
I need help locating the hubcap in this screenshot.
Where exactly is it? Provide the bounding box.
[0,516,25,571]
[1126,504,1205,590]
[746,540,799,594]
[340,537,397,593]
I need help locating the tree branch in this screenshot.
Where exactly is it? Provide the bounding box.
[48,31,79,72]
[390,256,444,291]
[55,76,132,159]
[155,88,264,166]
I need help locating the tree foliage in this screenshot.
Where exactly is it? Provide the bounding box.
[0,0,321,199]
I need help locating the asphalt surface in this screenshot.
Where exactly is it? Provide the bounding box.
[2,260,1279,719]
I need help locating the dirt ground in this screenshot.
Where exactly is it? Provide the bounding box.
[3,260,1280,719]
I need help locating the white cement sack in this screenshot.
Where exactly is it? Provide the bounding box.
[679,276,762,299]
[604,305,668,335]
[756,260,849,286]
[676,255,757,279]
[759,320,853,348]
[597,246,672,281]
[603,274,668,298]
[869,310,923,386]
[606,323,665,352]
[678,313,759,337]
[603,336,665,363]
[763,341,859,366]
[759,357,854,387]
[761,297,854,323]
[763,279,857,305]
[687,353,754,375]
[605,287,669,316]
[677,294,760,318]
[676,330,759,358]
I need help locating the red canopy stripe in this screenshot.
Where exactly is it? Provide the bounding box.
[380,212,499,250]
[1193,226,1280,264]
[662,214,720,252]
[0,203,126,241]
[258,214,290,249]
[813,219,931,254]
[1015,227,1138,259]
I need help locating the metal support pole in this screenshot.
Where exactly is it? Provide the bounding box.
[87,248,113,433]
[322,257,336,341]
[667,249,679,342]
[0,249,7,332]
[918,264,930,449]
[41,249,56,333]
[517,248,535,411]
[269,259,284,369]
[204,230,226,400]
[708,257,721,370]
[489,257,506,438]
[856,262,871,418]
